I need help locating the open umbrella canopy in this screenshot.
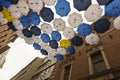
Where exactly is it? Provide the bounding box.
[20,15,30,28]
[63,27,76,39]
[31,35,41,44]
[40,7,54,22]
[8,5,21,19]
[40,49,48,55]
[85,33,100,45]
[56,47,66,55]
[29,12,41,25]
[8,0,19,4]
[55,54,64,60]
[16,30,24,38]
[60,39,72,48]
[22,28,33,38]
[49,40,58,49]
[42,0,56,6]
[13,19,23,30]
[33,43,41,50]
[28,0,43,13]
[17,0,30,16]
[77,23,92,36]
[84,4,103,22]
[114,16,120,30]
[41,23,53,34]
[51,31,61,41]
[30,26,41,36]
[97,0,112,5]
[93,19,111,33]
[0,12,8,25]
[24,37,34,45]
[55,0,71,17]
[0,0,12,8]
[71,36,83,46]
[68,12,83,28]
[53,18,66,31]
[41,33,50,43]
[7,22,17,31]
[67,46,75,54]
[73,0,91,11]
[47,47,56,56]
[40,42,49,50]
[105,0,120,17]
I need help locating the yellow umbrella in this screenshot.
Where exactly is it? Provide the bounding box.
[60,39,71,48]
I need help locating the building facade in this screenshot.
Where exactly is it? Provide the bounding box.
[49,17,120,80]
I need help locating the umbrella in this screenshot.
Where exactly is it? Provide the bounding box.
[56,47,66,55]
[22,29,33,38]
[46,54,55,61]
[84,4,103,22]
[105,0,120,17]
[68,12,83,28]
[7,22,17,31]
[32,35,41,44]
[13,19,23,30]
[85,33,100,45]
[55,54,64,60]
[16,30,24,38]
[28,0,43,13]
[49,40,58,49]
[0,12,8,25]
[41,33,50,43]
[53,18,66,31]
[33,43,41,50]
[40,7,54,22]
[97,0,112,5]
[93,19,111,33]
[0,0,12,8]
[51,31,61,41]
[67,46,75,54]
[71,36,83,46]
[41,23,53,34]
[0,5,3,12]
[29,12,41,25]
[60,39,72,48]
[42,0,56,6]
[73,0,91,11]
[40,49,48,55]
[8,5,21,19]
[8,0,19,4]
[55,0,71,17]
[17,0,30,16]
[20,15,30,28]
[30,26,41,36]
[63,27,76,39]
[114,16,120,30]
[24,36,34,45]
[47,47,56,56]
[77,23,92,36]
[40,42,49,50]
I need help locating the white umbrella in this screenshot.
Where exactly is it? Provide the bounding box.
[68,12,83,28]
[13,19,23,30]
[28,0,43,13]
[32,35,41,44]
[42,0,56,6]
[16,30,24,38]
[0,12,8,25]
[8,5,21,19]
[40,42,49,50]
[63,27,76,39]
[41,23,53,34]
[47,47,56,56]
[17,0,30,16]
[24,36,34,45]
[56,47,66,55]
[46,54,56,61]
[114,16,120,30]
[84,4,103,22]
[85,33,100,45]
[53,18,66,31]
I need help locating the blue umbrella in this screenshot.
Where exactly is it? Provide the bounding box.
[0,0,11,8]
[67,46,75,54]
[30,26,41,36]
[105,0,120,17]
[93,19,111,33]
[7,22,17,31]
[33,43,41,50]
[73,0,91,11]
[49,40,58,49]
[71,36,83,46]
[55,54,64,60]
[8,0,19,4]
[0,5,3,12]
[77,23,92,36]
[20,15,31,28]
[22,29,33,38]
[40,49,48,55]
[55,0,71,17]
[41,33,50,43]
[97,0,112,5]
[40,7,54,22]
[29,12,41,25]
[51,31,61,41]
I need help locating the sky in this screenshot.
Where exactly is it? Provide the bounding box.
[0,0,104,80]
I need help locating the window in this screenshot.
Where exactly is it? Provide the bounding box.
[64,64,71,80]
[91,50,106,73]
